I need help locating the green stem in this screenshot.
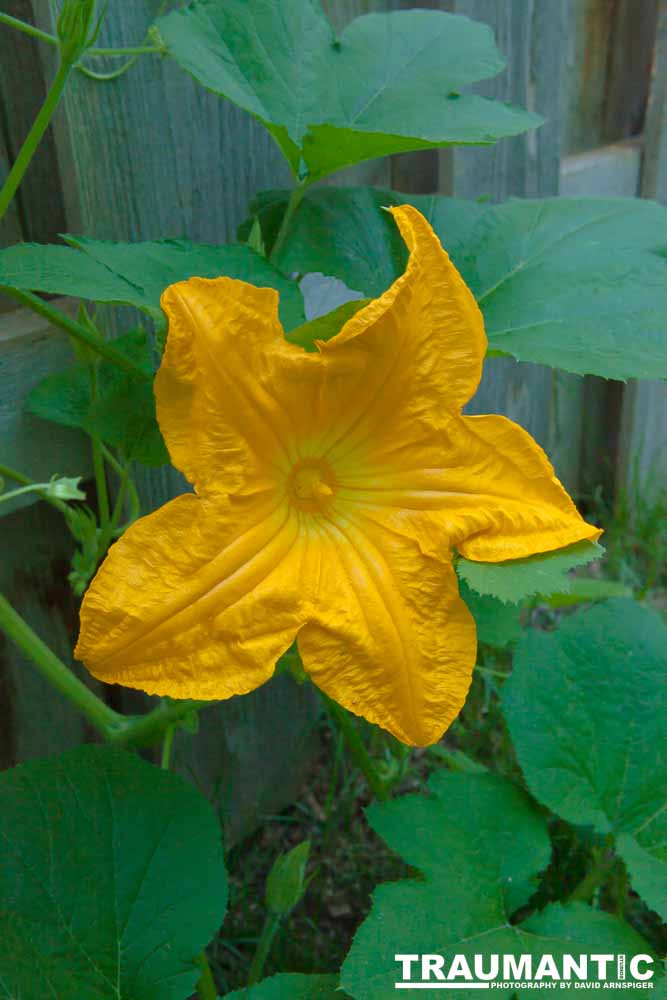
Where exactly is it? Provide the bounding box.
[91,437,111,527]
[0,593,123,736]
[87,44,162,56]
[100,446,140,527]
[247,912,281,986]
[0,59,72,222]
[320,693,389,801]
[0,593,211,749]
[568,849,615,903]
[111,698,210,749]
[0,12,58,46]
[0,288,150,380]
[160,723,176,770]
[0,462,69,515]
[270,183,308,262]
[196,951,218,1000]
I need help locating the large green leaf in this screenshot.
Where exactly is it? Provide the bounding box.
[0,237,304,331]
[503,599,667,919]
[457,540,604,604]
[341,771,657,999]
[454,197,667,379]
[27,328,168,466]
[224,974,345,999]
[0,745,227,999]
[158,2,539,183]
[245,187,667,379]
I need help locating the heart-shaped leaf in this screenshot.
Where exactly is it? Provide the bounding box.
[503,599,667,920]
[158,1,540,183]
[0,745,227,999]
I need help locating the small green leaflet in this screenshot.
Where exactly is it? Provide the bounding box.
[503,599,667,920]
[28,328,168,466]
[158,0,540,183]
[224,974,345,999]
[242,187,667,380]
[456,540,604,604]
[0,237,305,331]
[0,745,227,1000]
[341,772,657,999]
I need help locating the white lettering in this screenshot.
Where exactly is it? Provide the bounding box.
[536,955,561,981]
[504,955,532,981]
[563,956,588,981]
[629,956,654,981]
[474,954,500,980]
[447,954,473,980]
[591,956,614,979]
[422,954,446,981]
[395,954,419,981]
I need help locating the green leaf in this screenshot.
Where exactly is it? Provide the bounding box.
[265,840,310,916]
[248,187,667,379]
[223,974,345,1000]
[28,328,169,466]
[0,745,227,999]
[341,771,657,999]
[541,577,633,608]
[502,599,667,919]
[457,540,604,604]
[287,299,370,352]
[0,237,304,332]
[457,197,667,379]
[459,579,522,647]
[158,2,540,183]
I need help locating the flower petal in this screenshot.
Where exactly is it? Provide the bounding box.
[158,277,302,495]
[297,511,476,746]
[309,203,486,465]
[338,412,600,562]
[75,490,306,699]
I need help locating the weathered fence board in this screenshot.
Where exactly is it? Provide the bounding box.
[618,0,667,503]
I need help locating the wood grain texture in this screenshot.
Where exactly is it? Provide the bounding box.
[440,1,584,492]
[618,0,667,502]
[0,501,104,771]
[0,299,92,517]
[0,0,67,243]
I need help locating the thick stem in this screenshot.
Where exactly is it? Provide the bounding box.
[320,693,389,801]
[247,912,281,986]
[110,698,210,749]
[0,59,72,222]
[0,288,150,380]
[0,593,209,749]
[568,849,615,903]
[0,593,123,736]
[196,951,218,1000]
[270,183,308,262]
[160,724,176,770]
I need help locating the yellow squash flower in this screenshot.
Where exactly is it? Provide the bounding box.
[75,205,600,746]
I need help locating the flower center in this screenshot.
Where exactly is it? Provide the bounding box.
[287,460,336,512]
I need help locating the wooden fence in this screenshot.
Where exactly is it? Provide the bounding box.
[1,0,666,837]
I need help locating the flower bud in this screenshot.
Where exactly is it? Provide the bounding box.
[265,841,310,917]
[56,0,99,64]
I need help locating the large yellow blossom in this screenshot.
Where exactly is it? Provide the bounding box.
[76,204,600,746]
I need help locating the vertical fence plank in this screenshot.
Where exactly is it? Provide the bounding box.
[617,0,667,503]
